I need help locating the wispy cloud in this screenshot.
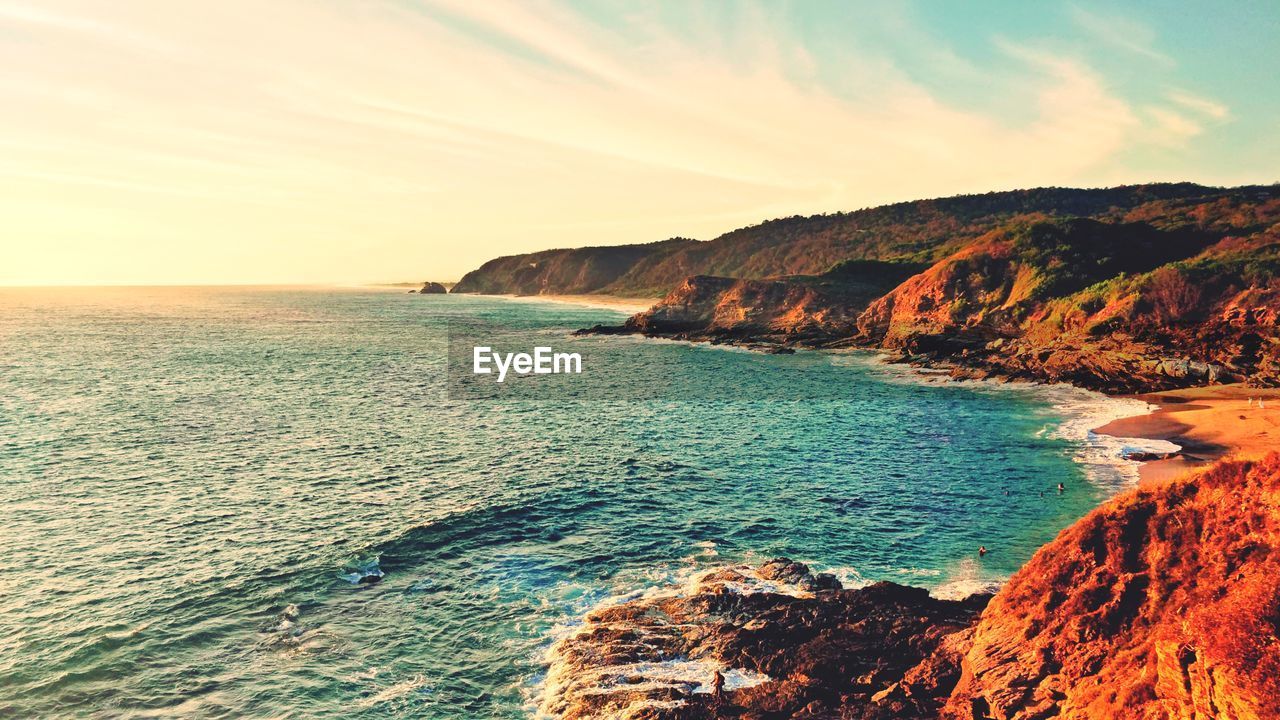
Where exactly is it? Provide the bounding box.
[1068,4,1175,67]
[0,0,1239,284]
[1167,89,1231,120]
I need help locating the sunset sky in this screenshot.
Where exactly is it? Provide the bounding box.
[2,0,1277,286]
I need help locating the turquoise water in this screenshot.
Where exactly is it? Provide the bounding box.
[0,287,1123,718]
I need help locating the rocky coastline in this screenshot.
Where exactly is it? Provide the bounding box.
[451,184,1280,718]
[542,457,1280,719]
[541,559,988,720]
[575,219,1280,394]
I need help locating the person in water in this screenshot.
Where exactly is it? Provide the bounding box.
[1057,482,1066,493]
[978,545,988,557]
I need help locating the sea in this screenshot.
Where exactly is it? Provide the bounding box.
[0,286,1176,719]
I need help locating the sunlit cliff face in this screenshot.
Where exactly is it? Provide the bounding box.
[1,0,1265,286]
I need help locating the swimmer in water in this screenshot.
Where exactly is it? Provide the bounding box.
[978,546,988,557]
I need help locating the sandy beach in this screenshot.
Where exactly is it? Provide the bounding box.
[1095,384,1280,485]
[483,293,657,314]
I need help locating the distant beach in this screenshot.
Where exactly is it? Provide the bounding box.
[1096,384,1280,485]
[474,293,658,315]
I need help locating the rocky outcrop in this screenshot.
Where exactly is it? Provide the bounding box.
[541,558,989,720]
[417,281,447,294]
[945,453,1280,720]
[620,276,861,343]
[542,456,1280,719]
[578,260,922,348]
[583,213,1280,392]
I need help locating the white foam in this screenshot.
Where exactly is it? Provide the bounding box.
[585,659,770,696]
[622,563,824,603]
[819,565,871,589]
[834,351,1180,492]
[339,555,385,584]
[1031,384,1181,492]
[540,655,769,719]
[929,557,1004,601]
[356,674,430,708]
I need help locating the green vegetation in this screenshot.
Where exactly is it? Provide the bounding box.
[452,183,1278,298]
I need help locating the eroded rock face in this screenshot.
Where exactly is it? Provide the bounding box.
[945,454,1280,720]
[623,275,864,343]
[417,281,448,294]
[540,559,989,720]
[541,457,1280,719]
[583,219,1280,391]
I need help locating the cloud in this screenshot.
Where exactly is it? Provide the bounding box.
[1068,4,1175,67]
[1166,89,1230,120]
[1145,107,1203,148]
[0,0,1230,284]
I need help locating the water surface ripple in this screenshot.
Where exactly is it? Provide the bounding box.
[1,287,1126,718]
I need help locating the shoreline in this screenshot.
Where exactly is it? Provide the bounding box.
[575,319,1213,493]
[846,351,1181,491]
[467,292,658,314]
[1094,384,1280,485]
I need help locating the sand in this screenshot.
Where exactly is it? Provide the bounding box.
[490,293,657,314]
[1095,384,1280,485]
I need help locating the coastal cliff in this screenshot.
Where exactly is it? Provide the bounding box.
[943,453,1280,720]
[451,238,698,296]
[455,184,1280,718]
[543,456,1280,719]
[614,259,921,344]
[586,191,1280,392]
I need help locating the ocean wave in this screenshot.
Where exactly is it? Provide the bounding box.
[839,351,1180,492]
[355,673,432,709]
[1031,384,1181,492]
[539,657,769,720]
[928,558,1004,600]
[339,556,385,585]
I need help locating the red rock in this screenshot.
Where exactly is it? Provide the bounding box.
[945,454,1280,719]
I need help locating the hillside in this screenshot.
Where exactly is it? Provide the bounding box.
[580,187,1280,391]
[451,237,697,295]
[452,184,1271,297]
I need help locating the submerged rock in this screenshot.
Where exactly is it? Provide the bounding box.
[540,558,989,719]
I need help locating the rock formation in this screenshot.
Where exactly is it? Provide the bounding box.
[582,208,1280,392]
[541,455,1280,719]
[945,453,1280,720]
[541,558,989,719]
[417,281,447,294]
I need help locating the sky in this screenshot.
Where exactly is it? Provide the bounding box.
[1,1,1277,286]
